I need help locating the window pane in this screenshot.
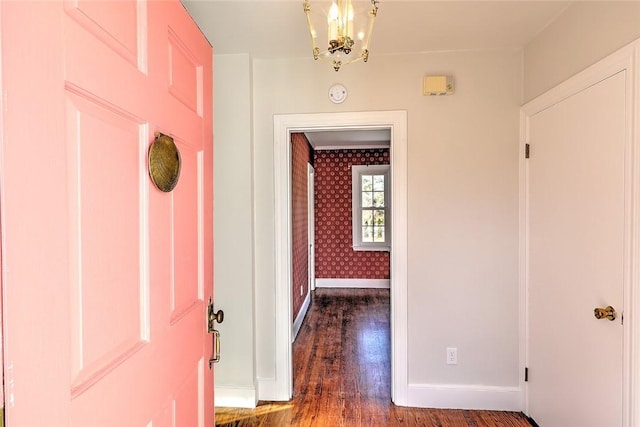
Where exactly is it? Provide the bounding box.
[361,175,373,191]
[362,210,373,226]
[373,175,385,191]
[373,191,385,207]
[362,191,373,207]
[362,226,373,242]
[374,210,385,226]
[353,167,390,248]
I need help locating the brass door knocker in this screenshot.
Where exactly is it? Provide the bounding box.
[148,132,181,192]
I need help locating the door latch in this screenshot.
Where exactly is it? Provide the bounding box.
[207,297,224,368]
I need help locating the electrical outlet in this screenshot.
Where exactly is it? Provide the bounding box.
[446,347,457,365]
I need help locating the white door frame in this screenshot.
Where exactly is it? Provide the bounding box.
[519,40,640,426]
[308,163,315,292]
[273,111,408,404]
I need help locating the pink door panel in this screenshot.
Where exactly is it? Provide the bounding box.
[65,90,147,397]
[1,1,213,426]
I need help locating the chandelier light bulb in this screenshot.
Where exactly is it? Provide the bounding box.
[347,2,354,40]
[328,1,339,45]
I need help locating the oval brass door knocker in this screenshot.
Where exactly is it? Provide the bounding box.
[149,132,181,192]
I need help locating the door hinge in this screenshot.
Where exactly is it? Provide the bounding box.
[525,367,529,382]
[525,143,530,159]
[621,312,624,325]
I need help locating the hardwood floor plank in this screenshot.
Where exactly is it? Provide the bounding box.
[216,289,531,427]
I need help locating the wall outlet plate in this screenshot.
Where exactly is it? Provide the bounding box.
[446,347,457,365]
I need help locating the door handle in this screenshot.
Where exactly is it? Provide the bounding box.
[209,330,220,369]
[208,308,224,330]
[207,297,223,369]
[594,305,616,321]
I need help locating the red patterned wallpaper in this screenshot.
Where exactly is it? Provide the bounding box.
[291,133,313,321]
[314,149,390,279]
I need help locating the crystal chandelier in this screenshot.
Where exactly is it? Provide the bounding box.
[303,0,379,71]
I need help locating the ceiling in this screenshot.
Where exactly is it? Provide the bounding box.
[305,129,391,149]
[182,0,572,59]
[181,0,573,147]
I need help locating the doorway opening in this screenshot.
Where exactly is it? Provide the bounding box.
[291,131,391,341]
[273,111,408,405]
[291,133,392,399]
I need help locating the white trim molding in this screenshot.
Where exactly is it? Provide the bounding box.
[518,109,529,414]
[256,377,280,402]
[351,164,391,252]
[315,278,390,289]
[520,39,640,426]
[214,385,259,409]
[631,38,640,427]
[273,111,409,405]
[407,384,522,411]
[292,291,311,342]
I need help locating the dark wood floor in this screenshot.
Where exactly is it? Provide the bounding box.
[216,288,532,426]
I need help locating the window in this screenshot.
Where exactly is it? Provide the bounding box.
[352,164,390,251]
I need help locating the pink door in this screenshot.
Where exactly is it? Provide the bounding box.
[1,1,213,426]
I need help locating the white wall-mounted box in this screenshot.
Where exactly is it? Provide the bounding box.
[423,75,455,96]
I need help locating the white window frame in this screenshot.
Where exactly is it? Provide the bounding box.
[352,164,391,251]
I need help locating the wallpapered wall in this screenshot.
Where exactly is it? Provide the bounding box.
[314,149,390,279]
[291,133,313,321]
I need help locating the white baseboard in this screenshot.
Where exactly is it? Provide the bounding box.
[292,291,311,342]
[315,278,390,289]
[407,384,522,411]
[257,377,290,401]
[214,385,258,408]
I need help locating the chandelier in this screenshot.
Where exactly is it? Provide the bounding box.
[303,0,379,71]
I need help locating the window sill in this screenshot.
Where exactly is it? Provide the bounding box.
[352,245,390,252]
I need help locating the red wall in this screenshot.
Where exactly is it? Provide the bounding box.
[291,133,313,321]
[314,149,390,279]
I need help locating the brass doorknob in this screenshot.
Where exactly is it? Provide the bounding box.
[594,305,616,321]
[212,309,224,324]
[206,298,224,332]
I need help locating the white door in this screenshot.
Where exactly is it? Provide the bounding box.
[308,164,315,292]
[526,71,626,426]
[1,1,214,425]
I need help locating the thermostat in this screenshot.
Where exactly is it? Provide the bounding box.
[423,75,454,96]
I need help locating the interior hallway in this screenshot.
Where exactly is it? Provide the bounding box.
[215,289,532,426]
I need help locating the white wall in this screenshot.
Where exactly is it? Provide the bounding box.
[213,54,258,407]
[524,1,640,102]
[206,0,640,411]
[250,49,522,406]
